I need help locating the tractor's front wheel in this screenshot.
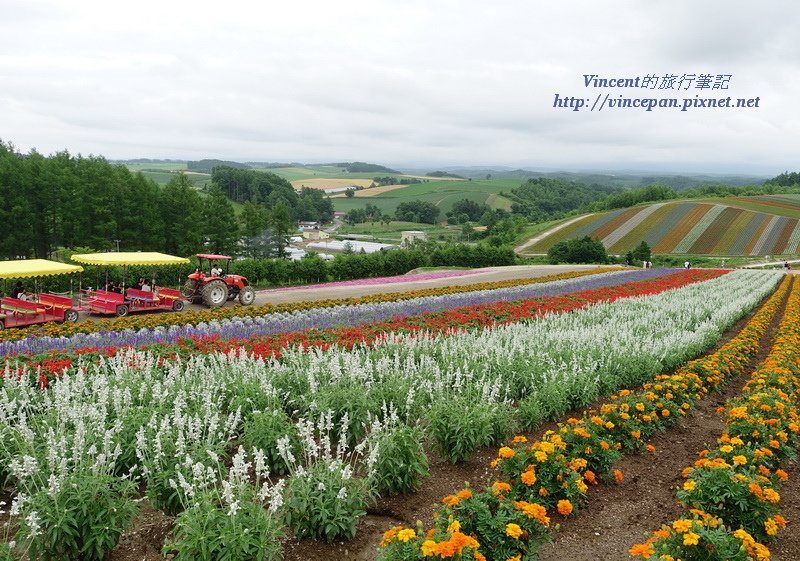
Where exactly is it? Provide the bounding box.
[181,280,199,299]
[201,280,229,307]
[64,309,79,322]
[238,286,256,306]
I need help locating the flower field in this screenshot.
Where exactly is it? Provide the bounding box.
[525,196,800,255]
[0,268,788,561]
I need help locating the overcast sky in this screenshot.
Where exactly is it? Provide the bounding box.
[1,0,798,173]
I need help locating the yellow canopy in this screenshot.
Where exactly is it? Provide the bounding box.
[71,252,190,266]
[0,259,84,279]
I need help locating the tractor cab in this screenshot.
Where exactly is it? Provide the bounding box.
[183,254,255,307]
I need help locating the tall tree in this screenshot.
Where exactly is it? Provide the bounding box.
[159,174,203,256]
[267,201,296,258]
[201,184,239,254]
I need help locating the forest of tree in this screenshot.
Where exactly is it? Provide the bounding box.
[0,143,333,260]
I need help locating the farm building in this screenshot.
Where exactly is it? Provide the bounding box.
[401,230,427,245]
[306,240,396,254]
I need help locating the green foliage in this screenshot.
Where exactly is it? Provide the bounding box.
[188,159,250,172]
[241,410,302,475]
[370,426,429,496]
[282,460,371,542]
[446,198,489,222]
[312,384,374,446]
[508,177,619,221]
[202,184,240,254]
[632,240,652,263]
[547,235,608,264]
[340,161,399,174]
[603,184,676,209]
[17,472,138,561]
[165,490,283,561]
[426,171,465,179]
[395,200,441,224]
[427,397,494,464]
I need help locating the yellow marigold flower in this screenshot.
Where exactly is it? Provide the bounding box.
[512,435,527,444]
[447,520,460,533]
[540,441,556,454]
[765,518,779,536]
[732,455,747,466]
[473,553,487,561]
[557,499,573,516]
[506,555,521,561]
[421,540,439,556]
[730,437,744,445]
[505,523,524,539]
[605,421,615,429]
[719,445,734,453]
[763,488,780,503]
[682,531,700,546]
[498,447,515,459]
[576,479,588,493]
[672,519,692,533]
[397,528,416,542]
[534,450,548,462]
[490,458,500,468]
[683,480,696,492]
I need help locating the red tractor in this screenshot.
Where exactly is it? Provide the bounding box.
[181,254,256,307]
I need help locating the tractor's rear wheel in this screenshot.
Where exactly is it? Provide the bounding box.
[115,304,129,317]
[238,286,256,306]
[64,309,79,322]
[201,280,229,307]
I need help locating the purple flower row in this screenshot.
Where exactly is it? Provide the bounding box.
[5,269,678,357]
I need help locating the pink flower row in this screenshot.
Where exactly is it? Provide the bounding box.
[257,269,485,293]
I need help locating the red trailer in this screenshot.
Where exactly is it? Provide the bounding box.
[81,287,184,317]
[0,259,83,330]
[71,252,191,317]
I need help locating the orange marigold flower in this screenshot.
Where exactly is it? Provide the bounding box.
[557,499,573,516]
[584,470,597,484]
[646,444,657,453]
[512,435,527,444]
[614,469,624,482]
[776,469,789,481]
[539,486,549,497]
[521,470,537,486]
[498,447,515,459]
[631,430,641,439]
[629,543,655,557]
[474,553,487,561]
[661,409,670,417]
[442,495,461,506]
[492,481,512,493]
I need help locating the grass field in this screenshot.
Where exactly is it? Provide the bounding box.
[335,220,466,242]
[330,178,520,215]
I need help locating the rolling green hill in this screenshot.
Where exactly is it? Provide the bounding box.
[524,195,800,256]
[329,178,518,215]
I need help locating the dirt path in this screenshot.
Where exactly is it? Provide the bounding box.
[245,265,616,306]
[515,215,595,255]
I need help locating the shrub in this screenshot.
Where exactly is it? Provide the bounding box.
[547,235,608,264]
[16,471,138,561]
[427,397,493,463]
[241,410,302,475]
[370,425,429,496]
